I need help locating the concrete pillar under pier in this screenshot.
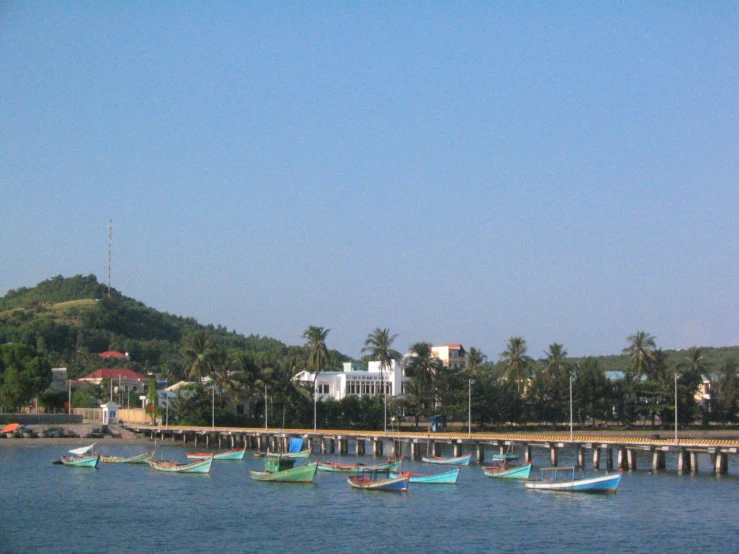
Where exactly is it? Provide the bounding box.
[218,434,222,448]
[524,445,532,464]
[453,443,462,457]
[392,440,402,458]
[476,443,485,464]
[320,438,328,454]
[606,448,613,470]
[626,449,637,471]
[411,442,420,459]
[677,449,690,472]
[577,446,585,469]
[339,439,348,455]
[230,435,234,448]
[715,452,728,474]
[652,450,666,470]
[373,440,383,456]
[550,447,558,466]
[593,447,601,469]
[617,448,627,470]
[433,442,442,457]
[206,434,210,449]
[690,451,699,473]
[357,440,365,456]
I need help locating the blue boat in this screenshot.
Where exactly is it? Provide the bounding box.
[482,454,532,479]
[421,453,472,466]
[523,466,622,493]
[390,467,459,484]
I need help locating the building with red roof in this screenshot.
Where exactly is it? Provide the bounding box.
[79,368,150,392]
[97,351,130,360]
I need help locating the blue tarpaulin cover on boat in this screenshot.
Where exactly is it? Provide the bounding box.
[289,438,304,453]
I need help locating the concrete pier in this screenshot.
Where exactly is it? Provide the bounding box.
[131,425,739,475]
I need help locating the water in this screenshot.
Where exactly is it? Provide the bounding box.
[1,442,737,553]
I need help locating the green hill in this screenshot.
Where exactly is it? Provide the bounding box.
[0,274,302,379]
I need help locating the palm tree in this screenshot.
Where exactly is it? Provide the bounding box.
[465,347,488,378]
[182,331,215,382]
[622,331,657,379]
[499,337,533,388]
[677,347,711,424]
[361,328,401,433]
[302,325,331,432]
[405,342,442,415]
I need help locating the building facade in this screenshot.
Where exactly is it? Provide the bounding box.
[293,360,409,402]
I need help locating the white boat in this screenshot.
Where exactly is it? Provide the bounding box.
[523,466,622,493]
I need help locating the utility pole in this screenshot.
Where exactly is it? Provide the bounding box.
[107,219,113,298]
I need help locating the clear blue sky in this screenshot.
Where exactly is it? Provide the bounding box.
[2,2,737,360]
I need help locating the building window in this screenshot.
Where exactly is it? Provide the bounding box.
[318,384,330,394]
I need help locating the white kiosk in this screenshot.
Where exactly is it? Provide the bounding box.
[101,401,120,425]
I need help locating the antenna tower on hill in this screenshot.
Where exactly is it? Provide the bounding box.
[107,219,113,298]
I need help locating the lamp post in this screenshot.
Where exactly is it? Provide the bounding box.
[674,372,679,444]
[265,385,269,431]
[165,393,169,428]
[569,376,574,441]
[468,379,472,437]
[383,364,388,435]
[211,386,215,429]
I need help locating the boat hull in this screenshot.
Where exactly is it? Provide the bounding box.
[265,449,312,459]
[348,474,410,492]
[523,472,622,493]
[390,468,459,484]
[60,454,100,468]
[250,462,318,483]
[147,456,214,474]
[101,451,154,464]
[187,446,247,460]
[482,463,532,479]
[421,454,472,466]
[317,458,403,473]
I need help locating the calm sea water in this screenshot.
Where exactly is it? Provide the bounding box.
[1,441,737,553]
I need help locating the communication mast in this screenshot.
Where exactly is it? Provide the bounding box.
[107,219,113,298]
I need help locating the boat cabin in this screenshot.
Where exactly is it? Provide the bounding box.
[264,456,297,473]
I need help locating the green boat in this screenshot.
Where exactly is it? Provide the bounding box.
[250,456,318,483]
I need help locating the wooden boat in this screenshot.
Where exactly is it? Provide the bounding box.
[348,468,410,492]
[101,451,155,464]
[523,466,622,493]
[265,437,311,459]
[317,457,403,473]
[389,467,460,484]
[266,449,311,459]
[186,445,247,460]
[147,456,214,474]
[250,456,318,483]
[421,453,472,466]
[482,454,532,479]
[57,444,100,468]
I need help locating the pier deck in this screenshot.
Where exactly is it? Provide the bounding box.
[128,425,739,474]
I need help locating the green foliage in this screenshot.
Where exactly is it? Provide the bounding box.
[0,343,52,410]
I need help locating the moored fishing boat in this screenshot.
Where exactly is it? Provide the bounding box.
[421,453,472,466]
[523,466,622,493]
[147,456,214,474]
[265,437,311,459]
[482,454,532,479]
[186,444,247,460]
[250,456,318,483]
[348,468,410,492]
[58,444,100,468]
[101,451,155,464]
[317,457,403,473]
[389,467,460,484]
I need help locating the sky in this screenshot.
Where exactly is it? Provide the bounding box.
[1,2,737,361]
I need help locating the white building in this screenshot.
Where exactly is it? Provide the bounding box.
[292,360,409,402]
